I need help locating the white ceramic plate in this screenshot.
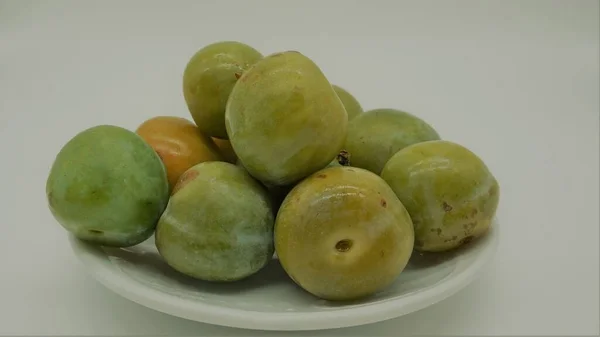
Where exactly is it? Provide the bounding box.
[69,220,499,331]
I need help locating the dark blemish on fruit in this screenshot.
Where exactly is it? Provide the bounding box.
[380,199,387,208]
[234,72,242,79]
[89,229,103,235]
[47,191,54,207]
[489,184,499,197]
[380,250,385,258]
[316,174,327,179]
[335,239,353,252]
[442,201,453,212]
[471,208,478,217]
[460,235,474,245]
[346,168,355,172]
[336,150,351,166]
[172,169,199,195]
[463,222,477,231]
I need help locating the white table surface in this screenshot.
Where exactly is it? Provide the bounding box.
[1,0,598,335]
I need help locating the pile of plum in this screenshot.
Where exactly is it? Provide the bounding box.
[46,41,499,302]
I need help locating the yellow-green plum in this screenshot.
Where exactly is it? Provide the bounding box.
[46,125,169,247]
[381,140,500,253]
[225,51,348,186]
[333,85,363,120]
[155,161,275,282]
[344,108,440,174]
[275,166,415,301]
[183,41,263,139]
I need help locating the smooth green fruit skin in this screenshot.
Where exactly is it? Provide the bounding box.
[46,125,170,247]
[225,51,348,186]
[381,140,500,252]
[345,108,440,175]
[183,41,263,139]
[275,166,415,301]
[333,85,363,120]
[155,161,275,282]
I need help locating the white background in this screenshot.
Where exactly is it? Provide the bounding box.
[1,0,598,335]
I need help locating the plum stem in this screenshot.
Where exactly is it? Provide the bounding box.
[336,150,350,166]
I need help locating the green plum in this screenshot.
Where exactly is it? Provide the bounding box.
[275,166,415,301]
[183,41,263,139]
[46,125,169,247]
[344,108,440,174]
[155,161,275,282]
[381,140,500,252]
[225,51,348,186]
[333,85,363,120]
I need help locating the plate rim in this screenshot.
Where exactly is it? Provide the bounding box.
[69,219,500,331]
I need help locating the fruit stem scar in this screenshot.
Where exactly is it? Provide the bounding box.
[335,239,353,252]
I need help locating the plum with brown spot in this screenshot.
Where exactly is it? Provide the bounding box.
[274,166,414,301]
[381,140,500,253]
